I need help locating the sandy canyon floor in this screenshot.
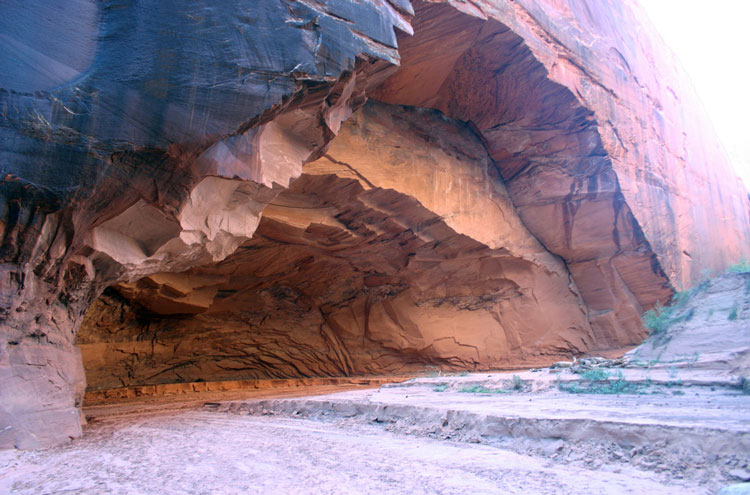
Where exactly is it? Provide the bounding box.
[2,369,748,495]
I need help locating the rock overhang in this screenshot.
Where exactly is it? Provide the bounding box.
[1,0,749,449]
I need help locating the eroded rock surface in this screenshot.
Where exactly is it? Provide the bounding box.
[2,0,750,448]
[372,0,678,344]
[79,102,594,389]
[0,0,409,448]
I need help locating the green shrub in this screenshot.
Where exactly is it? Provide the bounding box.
[671,289,693,307]
[739,377,750,395]
[510,375,524,391]
[729,305,739,320]
[727,259,750,273]
[642,296,696,336]
[579,369,610,381]
[643,304,674,335]
[433,384,449,392]
[459,385,508,394]
[558,370,647,395]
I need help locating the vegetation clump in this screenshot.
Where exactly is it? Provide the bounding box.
[578,369,610,381]
[642,288,696,336]
[459,385,508,394]
[643,261,748,332]
[457,376,526,395]
[558,370,649,395]
[728,304,739,321]
[738,377,750,395]
[510,374,524,391]
[727,259,750,273]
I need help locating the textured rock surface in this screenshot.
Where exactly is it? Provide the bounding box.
[413,0,750,287]
[0,0,409,448]
[79,102,594,389]
[2,0,750,448]
[370,0,722,344]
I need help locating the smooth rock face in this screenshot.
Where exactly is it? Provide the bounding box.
[2,0,749,448]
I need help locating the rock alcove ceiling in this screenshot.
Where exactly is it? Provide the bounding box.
[78,101,596,390]
[2,0,749,449]
[77,1,670,390]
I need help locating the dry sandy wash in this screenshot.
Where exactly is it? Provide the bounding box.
[2,364,749,495]
[0,406,719,494]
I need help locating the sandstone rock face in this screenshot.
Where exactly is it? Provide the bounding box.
[413,0,750,288]
[79,102,594,389]
[0,0,409,448]
[370,0,698,344]
[2,0,749,448]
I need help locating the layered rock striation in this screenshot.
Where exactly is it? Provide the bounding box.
[79,102,594,389]
[2,0,749,448]
[0,0,409,448]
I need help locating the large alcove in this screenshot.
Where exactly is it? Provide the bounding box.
[77,101,594,390]
[19,0,750,450]
[75,2,670,392]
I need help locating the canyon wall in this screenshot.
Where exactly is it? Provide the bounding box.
[0,0,410,448]
[2,0,749,448]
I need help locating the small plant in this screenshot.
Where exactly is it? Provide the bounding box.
[738,376,750,395]
[425,365,442,378]
[665,378,683,388]
[643,304,673,335]
[707,308,715,320]
[728,304,739,321]
[510,374,524,391]
[727,259,750,274]
[579,369,610,381]
[665,368,682,389]
[683,307,695,322]
[558,370,647,395]
[671,289,693,307]
[642,296,695,336]
[433,384,449,392]
[459,385,508,394]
